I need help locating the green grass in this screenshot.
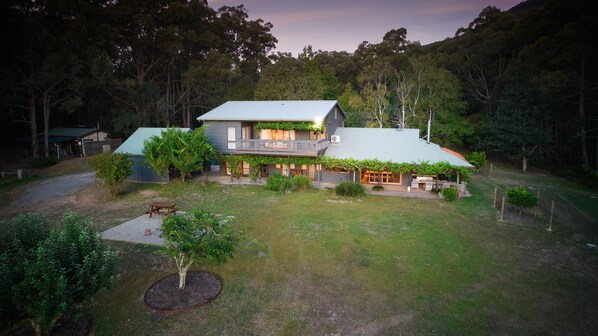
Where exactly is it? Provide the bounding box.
[82,170,598,335]
[3,160,598,335]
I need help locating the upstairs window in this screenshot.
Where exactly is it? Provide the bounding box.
[227,127,236,149]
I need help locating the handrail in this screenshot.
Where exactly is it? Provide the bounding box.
[235,139,329,153]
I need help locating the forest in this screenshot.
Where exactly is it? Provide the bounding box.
[1,0,597,174]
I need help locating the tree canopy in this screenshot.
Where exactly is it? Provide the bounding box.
[2,0,598,173]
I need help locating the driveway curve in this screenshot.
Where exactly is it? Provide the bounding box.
[3,171,96,213]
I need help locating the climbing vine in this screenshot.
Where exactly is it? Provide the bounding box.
[222,154,470,178]
[255,122,323,132]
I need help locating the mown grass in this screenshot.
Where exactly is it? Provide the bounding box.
[84,166,598,335]
[2,159,597,335]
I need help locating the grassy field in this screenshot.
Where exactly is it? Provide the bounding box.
[2,160,598,335]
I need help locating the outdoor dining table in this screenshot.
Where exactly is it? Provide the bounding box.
[146,203,177,217]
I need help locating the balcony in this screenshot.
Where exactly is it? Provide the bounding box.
[233,139,329,156]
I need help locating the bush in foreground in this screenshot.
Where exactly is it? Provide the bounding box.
[335,181,365,197]
[1,211,117,336]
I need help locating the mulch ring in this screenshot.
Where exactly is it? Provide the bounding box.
[144,271,223,311]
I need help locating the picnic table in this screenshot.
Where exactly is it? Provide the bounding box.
[146,203,177,217]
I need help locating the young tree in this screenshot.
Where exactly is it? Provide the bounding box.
[142,127,218,182]
[507,186,539,215]
[160,211,236,290]
[92,152,133,198]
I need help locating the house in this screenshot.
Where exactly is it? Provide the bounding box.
[114,127,190,183]
[197,100,472,190]
[198,100,345,179]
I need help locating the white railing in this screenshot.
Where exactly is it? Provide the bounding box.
[235,139,329,154]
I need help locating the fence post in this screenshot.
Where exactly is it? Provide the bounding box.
[17,169,23,180]
[489,163,493,177]
[547,200,555,232]
[500,196,505,221]
[493,188,498,208]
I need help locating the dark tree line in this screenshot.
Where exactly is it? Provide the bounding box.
[1,0,597,173]
[0,0,276,157]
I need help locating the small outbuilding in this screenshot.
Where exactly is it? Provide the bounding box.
[114,127,190,183]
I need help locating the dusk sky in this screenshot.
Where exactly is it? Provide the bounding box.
[208,0,523,56]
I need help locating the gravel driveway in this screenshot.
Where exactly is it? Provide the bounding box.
[2,171,96,213]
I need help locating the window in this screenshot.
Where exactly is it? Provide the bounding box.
[260,129,295,140]
[335,108,338,119]
[242,161,250,175]
[227,127,236,149]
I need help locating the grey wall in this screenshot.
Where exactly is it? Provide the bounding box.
[324,104,346,139]
[129,156,169,183]
[204,121,242,154]
[322,170,353,184]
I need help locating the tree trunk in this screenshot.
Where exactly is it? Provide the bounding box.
[175,253,191,290]
[522,156,528,173]
[179,266,187,289]
[31,319,41,336]
[28,83,38,158]
[43,89,51,158]
[579,60,589,166]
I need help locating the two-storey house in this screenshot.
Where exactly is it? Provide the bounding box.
[198,100,346,180]
[199,100,473,190]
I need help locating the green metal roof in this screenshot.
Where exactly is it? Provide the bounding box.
[114,127,190,156]
[325,127,473,168]
[197,100,346,122]
[47,128,99,138]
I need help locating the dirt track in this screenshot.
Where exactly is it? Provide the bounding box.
[1,171,96,215]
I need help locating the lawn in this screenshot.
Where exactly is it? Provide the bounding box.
[2,161,598,335]
[83,169,598,335]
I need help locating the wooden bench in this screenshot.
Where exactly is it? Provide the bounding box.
[146,203,177,217]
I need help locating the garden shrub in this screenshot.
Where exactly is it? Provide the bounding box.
[266,174,286,192]
[292,174,312,190]
[507,186,538,214]
[441,187,458,202]
[335,181,365,197]
[372,185,384,191]
[279,177,295,194]
[92,152,133,198]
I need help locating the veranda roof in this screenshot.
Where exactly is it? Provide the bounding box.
[325,127,473,168]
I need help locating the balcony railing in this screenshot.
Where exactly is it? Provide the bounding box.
[234,139,329,156]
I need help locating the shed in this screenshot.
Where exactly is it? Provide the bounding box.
[114,127,190,183]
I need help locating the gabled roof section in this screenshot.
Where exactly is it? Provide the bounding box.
[197,100,346,122]
[325,127,473,168]
[114,127,190,156]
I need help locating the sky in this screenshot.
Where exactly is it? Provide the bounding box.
[207,0,522,56]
